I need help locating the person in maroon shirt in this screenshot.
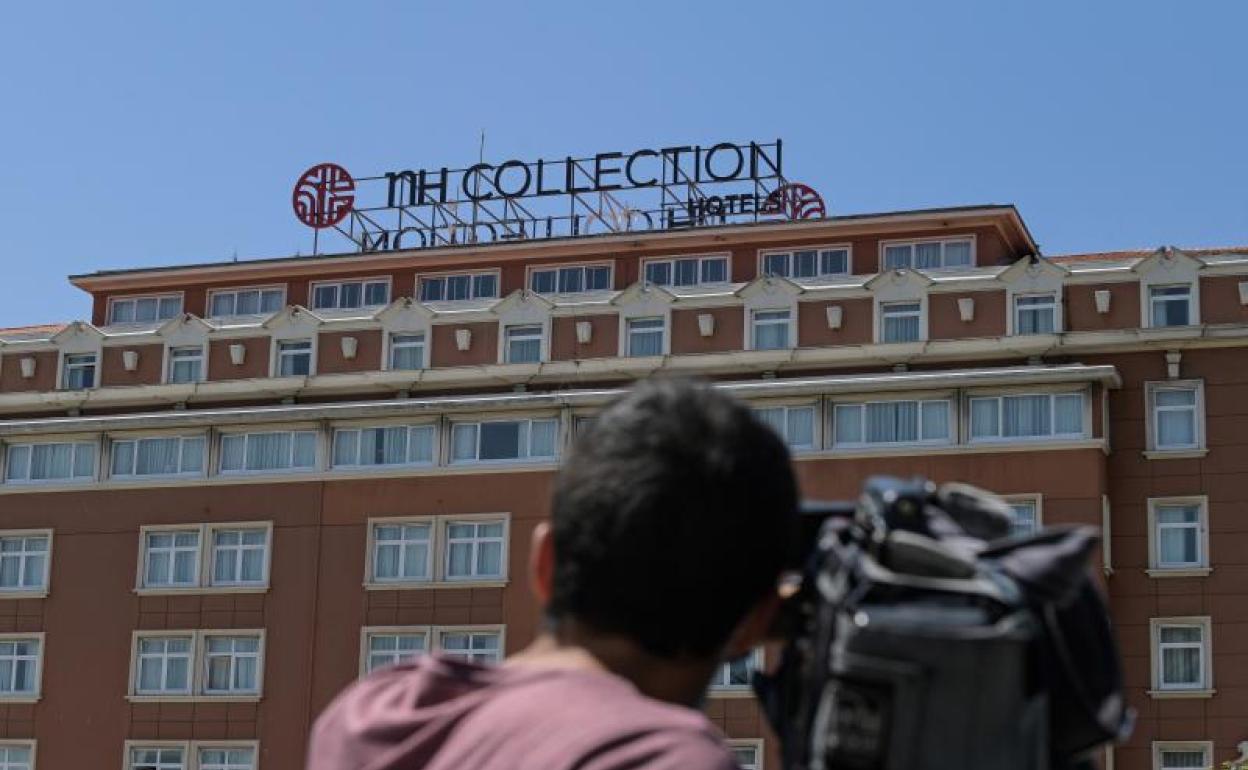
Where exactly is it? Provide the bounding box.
[308,377,799,770]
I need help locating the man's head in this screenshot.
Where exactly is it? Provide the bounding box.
[537,377,798,663]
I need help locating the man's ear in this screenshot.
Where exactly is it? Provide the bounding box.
[529,521,555,606]
[720,591,781,661]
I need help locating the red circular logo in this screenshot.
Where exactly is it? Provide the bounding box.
[292,163,355,229]
[762,183,826,220]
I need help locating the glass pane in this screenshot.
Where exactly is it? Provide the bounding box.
[794,250,818,277]
[529,420,557,457]
[914,242,942,269]
[112,441,135,476]
[1054,394,1083,435]
[220,435,244,471]
[473,273,497,298]
[313,285,336,309]
[970,398,999,438]
[763,253,789,277]
[293,433,317,468]
[883,245,911,270]
[700,258,727,283]
[446,275,469,301]
[1158,526,1198,565]
[787,407,815,448]
[1159,410,1197,446]
[236,290,260,314]
[1003,395,1050,437]
[557,267,583,293]
[531,270,555,293]
[365,281,389,305]
[673,259,698,286]
[585,266,611,290]
[834,404,862,445]
[821,249,848,275]
[409,426,435,463]
[944,241,972,266]
[451,424,477,461]
[1160,750,1208,769]
[920,402,949,440]
[180,438,205,473]
[420,278,445,301]
[479,422,521,460]
[644,262,671,286]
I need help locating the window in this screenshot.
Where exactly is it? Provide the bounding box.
[1152,619,1210,692]
[419,272,499,302]
[219,431,317,473]
[109,294,182,325]
[450,419,557,463]
[1150,499,1208,572]
[389,333,426,371]
[762,246,849,279]
[203,635,261,694]
[879,302,922,343]
[128,746,184,770]
[371,522,432,583]
[0,637,41,698]
[642,255,729,287]
[127,743,256,770]
[111,435,206,478]
[167,347,204,384]
[445,521,506,580]
[368,516,510,586]
[438,629,502,664]
[198,746,255,770]
[530,264,612,294]
[0,745,32,770]
[1150,285,1192,328]
[135,636,193,695]
[1015,294,1057,335]
[882,238,973,270]
[710,649,762,691]
[834,400,950,446]
[4,441,96,484]
[1154,743,1212,770]
[1007,499,1040,536]
[61,353,96,389]
[504,325,543,364]
[332,425,435,469]
[753,405,816,450]
[1149,383,1202,452]
[276,339,312,376]
[728,743,763,770]
[752,310,792,350]
[626,317,665,357]
[311,279,390,310]
[0,534,49,594]
[207,287,284,317]
[968,393,1085,441]
[138,524,271,591]
[363,630,427,673]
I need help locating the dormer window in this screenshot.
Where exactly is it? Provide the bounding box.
[108,294,182,325]
[504,325,543,364]
[642,256,728,287]
[208,286,285,318]
[626,318,665,357]
[167,347,204,384]
[419,272,499,302]
[761,247,849,279]
[1015,294,1057,335]
[1149,285,1192,327]
[880,302,922,343]
[389,334,426,371]
[276,340,312,376]
[530,264,612,294]
[882,238,973,270]
[311,279,390,311]
[62,353,97,390]
[751,310,792,350]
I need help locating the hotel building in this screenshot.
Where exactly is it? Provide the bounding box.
[0,205,1241,769]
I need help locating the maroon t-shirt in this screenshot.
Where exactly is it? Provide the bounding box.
[308,656,739,770]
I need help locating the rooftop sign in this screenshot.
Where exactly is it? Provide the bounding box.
[292,140,824,253]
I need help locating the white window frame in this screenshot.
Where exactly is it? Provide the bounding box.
[330,423,438,470]
[727,740,765,770]
[0,634,43,702]
[127,630,266,702]
[3,439,98,486]
[273,338,314,378]
[750,309,793,351]
[1152,741,1213,770]
[309,277,392,311]
[365,514,510,589]
[109,434,208,480]
[640,253,731,288]
[136,522,273,594]
[503,324,545,364]
[625,317,666,358]
[758,244,851,280]
[434,625,506,664]
[417,270,500,302]
[708,648,764,696]
[385,332,427,371]
[1146,497,1210,577]
[447,417,559,465]
[878,301,924,343]
[1144,381,1206,457]
[359,626,430,675]
[1147,283,1196,329]
[443,519,508,582]
[1149,617,1213,697]
[1012,293,1059,336]
[527,262,614,294]
[201,632,263,696]
[165,345,206,384]
[831,397,953,449]
[0,741,35,770]
[0,530,52,597]
[108,293,184,325]
[60,351,98,390]
[206,285,286,318]
[752,402,819,452]
[965,390,1089,443]
[132,632,195,696]
[879,236,976,271]
[1003,495,1043,537]
[123,740,260,770]
[217,429,319,475]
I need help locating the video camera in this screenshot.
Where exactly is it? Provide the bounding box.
[755,476,1134,770]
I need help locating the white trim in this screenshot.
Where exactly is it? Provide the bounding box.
[382,330,428,372]
[1144,380,1205,454]
[639,252,732,288]
[308,276,392,311]
[525,261,615,294]
[135,522,272,594]
[417,268,501,302]
[364,513,510,589]
[358,625,430,676]
[757,243,852,279]
[108,293,185,326]
[1002,494,1043,536]
[1148,616,1213,695]
[726,739,765,770]
[1151,741,1213,770]
[878,234,977,271]
[205,285,287,319]
[270,337,316,378]
[1146,497,1209,574]
[0,632,44,703]
[121,740,260,770]
[0,741,35,770]
[432,624,506,663]
[708,647,764,695]
[0,529,53,599]
[163,343,208,385]
[126,629,266,702]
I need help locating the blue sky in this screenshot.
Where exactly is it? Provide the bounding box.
[0,1,1244,327]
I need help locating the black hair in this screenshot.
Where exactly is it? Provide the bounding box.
[548,377,798,659]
